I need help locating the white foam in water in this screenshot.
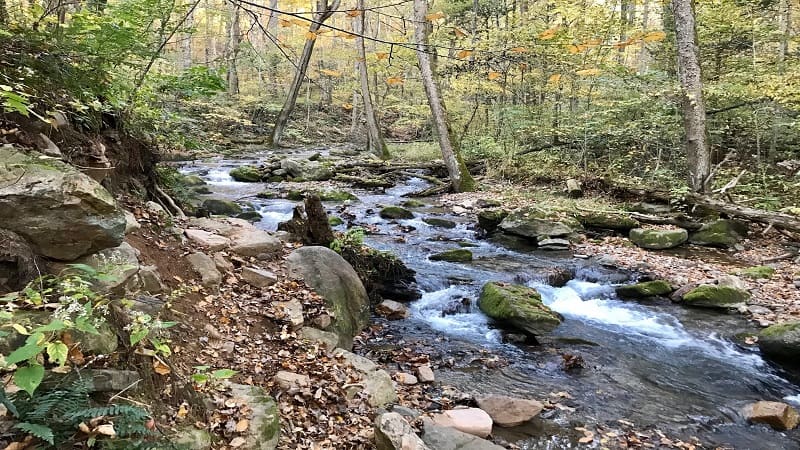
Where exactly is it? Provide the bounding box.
[410,286,497,341]
[784,394,800,406]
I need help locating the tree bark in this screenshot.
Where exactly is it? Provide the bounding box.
[267,0,279,31]
[180,8,194,71]
[671,0,711,193]
[226,2,241,95]
[270,0,340,147]
[355,0,389,159]
[412,0,475,192]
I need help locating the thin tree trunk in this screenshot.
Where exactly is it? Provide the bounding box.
[355,0,389,159]
[267,0,278,31]
[412,0,475,192]
[270,0,340,147]
[181,9,193,71]
[637,0,651,73]
[671,0,711,192]
[778,0,791,66]
[226,2,241,95]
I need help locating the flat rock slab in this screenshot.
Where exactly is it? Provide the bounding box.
[745,401,799,430]
[241,267,278,288]
[185,229,230,251]
[430,408,493,438]
[475,394,543,427]
[421,419,504,450]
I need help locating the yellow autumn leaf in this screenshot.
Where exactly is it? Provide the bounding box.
[346,9,361,17]
[548,73,562,84]
[290,18,306,26]
[320,69,341,77]
[453,27,468,37]
[425,11,445,21]
[305,31,317,41]
[386,76,404,86]
[376,52,389,60]
[341,103,353,110]
[488,71,502,81]
[510,46,528,53]
[279,19,292,27]
[538,26,559,40]
[575,68,601,76]
[456,49,473,59]
[343,33,357,40]
[643,31,666,42]
[567,44,585,54]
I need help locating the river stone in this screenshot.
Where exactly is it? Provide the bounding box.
[375,413,430,450]
[745,401,799,430]
[182,174,207,186]
[430,249,473,262]
[574,211,640,231]
[616,280,673,299]
[498,209,575,241]
[229,165,263,182]
[0,147,125,260]
[476,209,509,233]
[286,246,369,350]
[318,190,358,202]
[758,321,800,364]
[376,300,410,320]
[202,199,243,216]
[229,229,282,259]
[417,365,435,383]
[335,349,397,407]
[280,159,304,178]
[680,285,749,308]
[227,383,280,449]
[185,229,231,251]
[299,327,339,351]
[429,408,493,438]
[689,219,748,248]
[423,217,457,229]
[629,228,688,250]
[241,267,277,288]
[475,394,543,427]
[421,419,504,450]
[478,282,562,337]
[380,206,414,220]
[537,238,571,251]
[187,252,221,288]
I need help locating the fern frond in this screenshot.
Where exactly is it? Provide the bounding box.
[14,422,55,445]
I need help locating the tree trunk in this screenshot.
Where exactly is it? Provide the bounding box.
[0,0,7,25]
[267,0,279,31]
[671,0,711,193]
[180,9,193,71]
[412,0,475,192]
[637,0,651,73]
[355,0,389,159]
[778,0,791,66]
[270,0,340,147]
[226,2,241,95]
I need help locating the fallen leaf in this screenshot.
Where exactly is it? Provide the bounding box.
[153,359,171,375]
[230,437,246,448]
[235,419,249,432]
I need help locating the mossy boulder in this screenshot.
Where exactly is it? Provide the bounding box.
[380,206,414,220]
[498,208,575,241]
[737,265,775,279]
[182,175,207,186]
[227,384,280,449]
[257,191,277,199]
[286,190,304,201]
[430,249,472,262]
[477,209,509,233]
[236,211,263,222]
[689,219,748,248]
[328,216,344,226]
[680,285,750,308]
[616,280,673,299]
[478,282,562,336]
[759,321,800,364]
[423,217,457,229]
[229,165,263,182]
[629,228,688,250]
[202,199,243,216]
[402,199,425,208]
[574,211,639,231]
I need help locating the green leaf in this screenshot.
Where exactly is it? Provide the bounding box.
[190,373,209,385]
[10,324,29,335]
[34,320,66,333]
[46,342,69,366]
[14,364,45,396]
[129,329,148,346]
[75,317,99,335]
[211,369,236,379]
[15,422,54,445]
[5,341,45,365]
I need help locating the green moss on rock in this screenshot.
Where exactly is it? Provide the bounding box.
[629,228,688,250]
[202,199,242,216]
[575,211,639,231]
[423,217,457,229]
[380,206,414,220]
[689,219,748,248]
[229,165,263,182]
[681,284,749,308]
[759,321,800,364]
[738,265,775,279]
[402,199,425,208]
[329,216,344,226]
[477,209,509,233]
[616,280,673,299]
[429,249,472,262]
[478,282,562,336]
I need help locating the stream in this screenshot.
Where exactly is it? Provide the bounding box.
[179,153,800,449]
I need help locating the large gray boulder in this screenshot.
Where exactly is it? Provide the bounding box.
[478,282,562,337]
[0,147,125,260]
[227,383,280,449]
[629,228,688,250]
[286,246,369,349]
[498,208,576,241]
[758,321,800,365]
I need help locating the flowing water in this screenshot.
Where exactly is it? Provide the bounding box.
[179,155,800,449]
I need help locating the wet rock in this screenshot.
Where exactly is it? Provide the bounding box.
[416,365,435,383]
[335,349,397,407]
[423,217,457,229]
[478,282,562,337]
[476,209,509,234]
[227,383,280,449]
[395,372,418,385]
[475,395,543,427]
[758,321,800,364]
[182,175,207,186]
[537,238,571,251]
[241,267,277,288]
[273,300,304,328]
[689,219,748,248]
[547,267,574,287]
[402,199,426,208]
[376,300,410,320]
[380,206,414,220]
[286,246,369,350]
[299,327,339,351]
[680,285,749,308]
[185,229,231,251]
[738,266,776,280]
[498,208,575,241]
[236,211,262,222]
[317,190,358,202]
[421,419,504,450]
[0,229,38,293]
[375,412,430,450]
[328,216,344,226]
[430,249,473,262]
[274,371,310,390]
[616,280,673,299]
[430,408,493,438]
[442,297,472,316]
[187,252,221,288]
[202,199,243,216]
[229,165,263,182]
[573,211,639,231]
[629,228,688,250]
[745,401,799,430]
[0,147,125,260]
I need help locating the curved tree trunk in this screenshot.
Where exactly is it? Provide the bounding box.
[671,0,710,192]
[270,0,340,147]
[355,0,389,159]
[412,0,475,192]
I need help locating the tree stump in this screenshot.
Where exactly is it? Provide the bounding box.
[277,194,335,246]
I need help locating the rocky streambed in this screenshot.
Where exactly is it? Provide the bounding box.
[177,150,800,449]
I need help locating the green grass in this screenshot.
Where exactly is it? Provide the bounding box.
[388,141,441,163]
